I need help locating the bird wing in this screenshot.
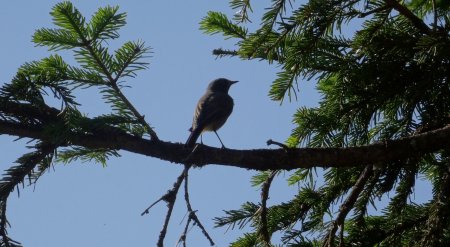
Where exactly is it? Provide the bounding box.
[192,92,233,132]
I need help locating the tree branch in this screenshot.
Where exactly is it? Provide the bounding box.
[259,170,277,245]
[153,167,187,247]
[322,165,374,247]
[1,102,449,171]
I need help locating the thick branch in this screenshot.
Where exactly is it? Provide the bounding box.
[1,102,450,170]
[1,119,449,170]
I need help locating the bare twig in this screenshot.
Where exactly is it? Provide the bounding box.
[322,165,374,247]
[139,166,187,247]
[156,167,187,247]
[140,196,168,216]
[142,163,214,246]
[177,212,192,247]
[183,168,215,246]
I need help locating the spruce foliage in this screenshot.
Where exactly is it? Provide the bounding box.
[0,2,154,246]
[201,0,450,246]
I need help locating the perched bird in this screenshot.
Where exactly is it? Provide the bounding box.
[186,78,238,148]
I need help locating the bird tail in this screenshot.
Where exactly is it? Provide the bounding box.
[185,128,202,147]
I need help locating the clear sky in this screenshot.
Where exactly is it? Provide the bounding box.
[0,1,431,247]
[0,1,314,246]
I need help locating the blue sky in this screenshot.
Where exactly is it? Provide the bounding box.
[0,1,314,246]
[0,1,432,246]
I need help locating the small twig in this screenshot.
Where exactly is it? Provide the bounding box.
[266,139,289,150]
[140,171,187,216]
[177,214,192,247]
[140,196,167,216]
[143,143,214,246]
[183,168,215,246]
[212,49,239,58]
[259,170,278,245]
[322,164,374,247]
[142,164,214,246]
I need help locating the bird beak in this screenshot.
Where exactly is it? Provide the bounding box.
[230,80,238,84]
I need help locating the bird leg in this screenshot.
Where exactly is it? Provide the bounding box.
[214,131,226,149]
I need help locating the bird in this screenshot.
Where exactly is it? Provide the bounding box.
[185,78,238,148]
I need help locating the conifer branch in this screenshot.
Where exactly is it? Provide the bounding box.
[0,199,11,247]
[80,41,159,141]
[421,163,450,245]
[52,4,158,141]
[0,143,56,199]
[384,0,431,34]
[352,213,429,246]
[0,143,56,247]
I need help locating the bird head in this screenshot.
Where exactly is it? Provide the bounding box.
[207,78,238,93]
